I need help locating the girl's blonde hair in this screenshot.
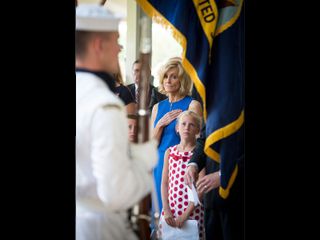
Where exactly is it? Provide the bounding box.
[176,110,202,130]
[158,57,192,96]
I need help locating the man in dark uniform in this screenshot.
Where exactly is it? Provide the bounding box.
[185,125,244,240]
[127,60,167,113]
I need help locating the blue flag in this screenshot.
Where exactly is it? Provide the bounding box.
[137,0,244,199]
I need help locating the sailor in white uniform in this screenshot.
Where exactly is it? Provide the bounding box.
[76,4,158,240]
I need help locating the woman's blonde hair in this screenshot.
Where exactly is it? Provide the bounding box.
[176,110,202,130]
[113,60,124,85]
[158,57,192,96]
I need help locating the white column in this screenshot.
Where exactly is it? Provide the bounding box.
[126,1,152,84]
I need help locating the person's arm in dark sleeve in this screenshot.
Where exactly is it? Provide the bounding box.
[188,124,206,171]
[185,124,206,187]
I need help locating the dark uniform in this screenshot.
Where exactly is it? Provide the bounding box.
[189,125,244,240]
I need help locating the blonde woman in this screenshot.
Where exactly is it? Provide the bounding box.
[151,57,202,213]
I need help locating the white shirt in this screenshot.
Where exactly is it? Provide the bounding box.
[76,72,158,240]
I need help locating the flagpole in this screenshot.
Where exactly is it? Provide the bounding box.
[136,16,161,240]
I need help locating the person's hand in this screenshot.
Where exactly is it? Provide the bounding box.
[157,109,182,128]
[163,209,176,227]
[196,171,220,195]
[175,214,187,228]
[185,165,198,188]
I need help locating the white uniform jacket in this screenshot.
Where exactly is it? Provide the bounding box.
[76,72,157,240]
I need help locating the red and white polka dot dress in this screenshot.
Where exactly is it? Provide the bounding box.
[161,145,205,240]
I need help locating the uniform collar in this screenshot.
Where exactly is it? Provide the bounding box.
[76,68,116,93]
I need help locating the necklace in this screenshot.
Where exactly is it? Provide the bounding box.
[169,96,181,111]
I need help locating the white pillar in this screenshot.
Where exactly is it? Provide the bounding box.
[126,0,152,84]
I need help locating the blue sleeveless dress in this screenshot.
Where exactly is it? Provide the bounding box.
[153,96,193,212]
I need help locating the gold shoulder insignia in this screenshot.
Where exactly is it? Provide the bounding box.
[102,104,121,110]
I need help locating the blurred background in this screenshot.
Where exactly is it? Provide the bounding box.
[77,0,182,87]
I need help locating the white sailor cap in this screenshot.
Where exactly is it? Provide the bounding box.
[76,4,121,32]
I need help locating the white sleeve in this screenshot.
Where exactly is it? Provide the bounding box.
[187,162,199,171]
[90,105,158,211]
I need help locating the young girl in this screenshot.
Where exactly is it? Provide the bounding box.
[160,110,205,239]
